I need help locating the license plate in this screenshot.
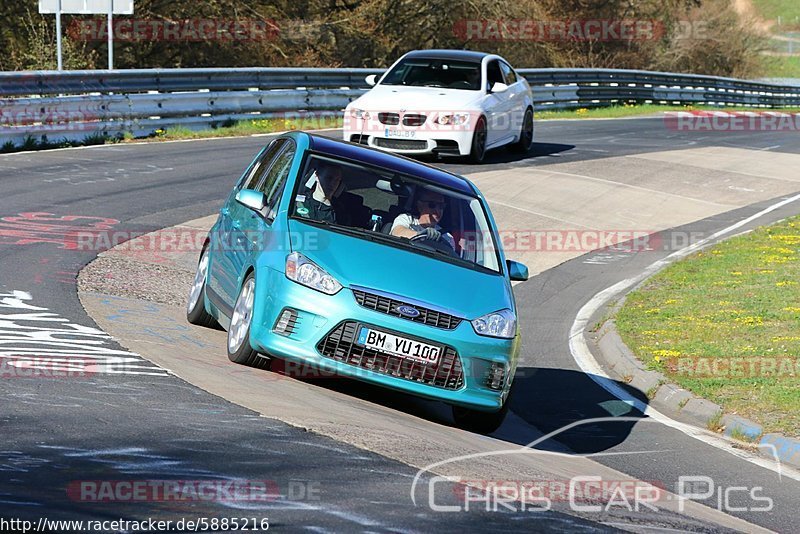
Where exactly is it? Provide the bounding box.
[357,326,440,365]
[385,128,416,138]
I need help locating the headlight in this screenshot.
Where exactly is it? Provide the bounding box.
[471,309,516,339]
[285,252,342,295]
[349,108,370,120]
[436,113,470,126]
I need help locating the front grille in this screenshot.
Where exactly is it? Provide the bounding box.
[352,289,462,330]
[378,112,400,125]
[374,138,427,150]
[403,113,427,126]
[317,321,464,390]
[349,134,369,145]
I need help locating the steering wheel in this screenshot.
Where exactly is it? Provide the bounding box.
[410,232,458,257]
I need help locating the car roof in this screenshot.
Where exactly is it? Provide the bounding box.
[402,49,490,63]
[303,133,475,195]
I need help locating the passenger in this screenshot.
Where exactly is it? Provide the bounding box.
[298,165,344,223]
[390,189,456,250]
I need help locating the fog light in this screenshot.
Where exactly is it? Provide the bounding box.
[486,362,506,391]
[273,308,299,336]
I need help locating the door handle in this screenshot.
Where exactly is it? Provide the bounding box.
[232,220,241,230]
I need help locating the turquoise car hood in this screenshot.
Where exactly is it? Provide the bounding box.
[288,219,512,320]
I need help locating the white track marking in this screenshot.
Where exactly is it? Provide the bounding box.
[569,192,800,481]
[0,290,169,377]
[541,169,734,208]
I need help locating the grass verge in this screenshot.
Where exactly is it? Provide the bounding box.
[616,216,800,437]
[536,103,800,120]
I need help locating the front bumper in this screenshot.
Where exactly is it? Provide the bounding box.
[249,268,518,412]
[343,118,474,156]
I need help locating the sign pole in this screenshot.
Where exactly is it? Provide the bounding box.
[107,0,114,69]
[56,0,63,70]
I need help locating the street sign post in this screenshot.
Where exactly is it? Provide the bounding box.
[38,0,134,70]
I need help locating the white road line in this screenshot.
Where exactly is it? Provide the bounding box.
[569,192,800,482]
[540,169,734,208]
[482,198,594,229]
[626,153,800,184]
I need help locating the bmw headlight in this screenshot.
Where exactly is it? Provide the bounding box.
[349,108,370,120]
[471,309,516,339]
[285,252,342,295]
[436,113,470,126]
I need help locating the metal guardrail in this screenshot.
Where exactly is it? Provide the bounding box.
[2,67,800,147]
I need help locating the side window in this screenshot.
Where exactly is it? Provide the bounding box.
[486,60,504,91]
[499,61,517,85]
[240,138,287,190]
[257,141,296,221]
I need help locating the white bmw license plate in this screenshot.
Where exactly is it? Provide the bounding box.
[357,326,440,365]
[385,128,416,138]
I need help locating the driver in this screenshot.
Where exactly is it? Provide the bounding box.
[390,189,455,250]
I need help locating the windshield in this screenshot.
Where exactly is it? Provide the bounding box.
[291,154,501,273]
[380,58,482,90]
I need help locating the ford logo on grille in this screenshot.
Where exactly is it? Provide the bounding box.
[396,305,420,318]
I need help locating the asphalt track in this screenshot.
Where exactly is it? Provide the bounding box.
[1,117,800,532]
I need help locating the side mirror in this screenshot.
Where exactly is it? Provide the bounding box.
[490,82,509,94]
[365,74,378,86]
[507,259,528,281]
[235,189,266,212]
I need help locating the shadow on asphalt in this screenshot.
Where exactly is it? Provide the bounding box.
[414,142,576,168]
[509,367,648,454]
[269,362,647,454]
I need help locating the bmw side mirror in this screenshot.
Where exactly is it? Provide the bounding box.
[507,259,528,281]
[235,189,266,212]
[490,82,509,94]
[365,74,377,86]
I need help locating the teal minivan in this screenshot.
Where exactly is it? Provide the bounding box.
[187,132,528,433]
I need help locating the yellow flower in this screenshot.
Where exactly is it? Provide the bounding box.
[730,271,743,276]
[734,316,764,326]
[776,281,798,287]
[773,336,800,342]
[644,308,661,314]
[652,349,681,358]
[664,299,678,305]
[783,307,800,313]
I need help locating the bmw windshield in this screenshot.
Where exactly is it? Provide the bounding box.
[380,58,482,90]
[290,154,501,274]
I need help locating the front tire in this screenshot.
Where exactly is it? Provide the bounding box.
[468,116,487,164]
[186,247,218,328]
[452,401,509,434]
[227,273,270,369]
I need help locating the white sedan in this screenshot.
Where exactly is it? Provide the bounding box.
[343,49,534,163]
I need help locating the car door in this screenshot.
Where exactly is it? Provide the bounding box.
[483,59,515,147]
[499,60,529,137]
[228,139,297,299]
[210,138,287,309]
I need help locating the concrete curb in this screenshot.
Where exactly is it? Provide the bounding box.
[587,315,800,471]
